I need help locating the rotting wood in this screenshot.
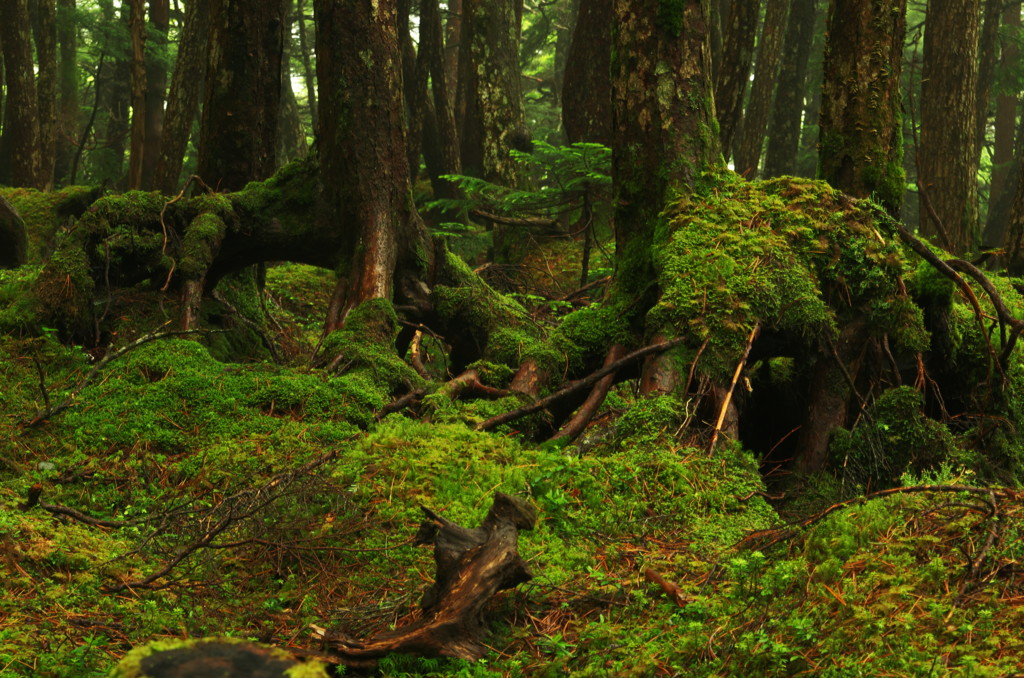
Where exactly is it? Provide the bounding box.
[323,492,536,664]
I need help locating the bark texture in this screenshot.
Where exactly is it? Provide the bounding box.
[919,0,981,253]
[0,0,43,188]
[733,0,790,178]
[153,0,208,193]
[198,0,287,191]
[984,1,1021,248]
[562,0,612,144]
[763,0,816,178]
[315,0,431,327]
[612,0,721,304]
[715,0,758,161]
[818,0,907,216]
[35,0,58,189]
[457,0,528,186]
[54,0,79,186]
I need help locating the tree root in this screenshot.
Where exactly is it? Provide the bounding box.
[323,492,536,664]
[550,343,626,443]
[477,336,687,432]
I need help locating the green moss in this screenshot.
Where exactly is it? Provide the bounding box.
[829,386,961,488]
[180,212,227,278]
[648,172,922,380]
[1,185,100,262]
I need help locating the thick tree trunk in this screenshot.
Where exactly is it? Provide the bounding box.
[919,0,981,254]
[127,0,147,190]
[315,0,431,329]
[457,0,528,187]
[818,0,907,216]
[35,0,58,189]
[715,0,758,162]
[140,0,169,190]
[763,0,816,179]
[54,0,79,186]
[0,0,43,188]
[562,0,612,145]
[733,0,790,179]
[153,0,207,194]
[198,0,287,191]
[612,0,721,306]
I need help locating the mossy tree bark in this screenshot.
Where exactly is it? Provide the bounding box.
[153,0,208,194]
[611,0,721,309]
[562,0,612,145]
[198,0,287,192]
[732,0,790,179]
[0,0,44,188]
[456,0,528,186]
[818,0,906,217]
[315,0,432,330]
[983,0,1020,248]
[140,0,169,190]
[919,0,981,254]
[714,0,758,163]
[54,0,80,186]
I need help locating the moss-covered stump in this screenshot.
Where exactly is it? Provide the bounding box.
[640,172,930,471]
[111,638,328,677]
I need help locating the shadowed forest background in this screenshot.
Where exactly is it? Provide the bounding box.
[5,0,1024,675]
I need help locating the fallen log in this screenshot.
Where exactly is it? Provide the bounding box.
[325,492,536,664]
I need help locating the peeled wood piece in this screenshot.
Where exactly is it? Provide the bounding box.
[328,492,536,663]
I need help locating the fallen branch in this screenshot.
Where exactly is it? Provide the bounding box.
[708,324,759,454]
[324,492,536,664]
[550,344,626,443]
[477,336,687,432]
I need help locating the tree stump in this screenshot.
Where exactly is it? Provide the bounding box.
[326,492,537,664]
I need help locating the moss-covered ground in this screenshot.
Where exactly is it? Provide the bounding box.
[3,177,1024,677]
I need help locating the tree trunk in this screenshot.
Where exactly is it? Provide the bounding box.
[398,0,427,183]
[275,22,307,166]
[315,0,431,329]
[198,0,287,191]
[612,0,721,307]
[984,0,1021,248]
[919,0,981,254]
[140,0,169,189]
[714,0,758,162]
[818,0,907,217]
[457,0,528,186]
[35,0,59,189]
[54,0,79,186]
[127,0,147,190]
[420,0,462,200]
[153,0,208,194]
[733,0,790,179]
[562,0,612,145]
[295,0,317,131]
[0,0,43,188]
[763,0,816,179]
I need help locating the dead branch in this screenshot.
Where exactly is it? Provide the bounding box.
[550,344,626,443]
[477,336,687,432]
[440,369,512,401]
[375,388,427,420]
[709,324,759,454]
[409,329,430,379]
[324,492,536,664]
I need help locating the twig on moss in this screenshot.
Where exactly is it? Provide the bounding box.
[476,336,687,432]
[550,344,626,443]
[23,322,216,426]
[709,323,760,455]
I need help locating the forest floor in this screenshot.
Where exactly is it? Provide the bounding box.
[3,201,1024,676]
